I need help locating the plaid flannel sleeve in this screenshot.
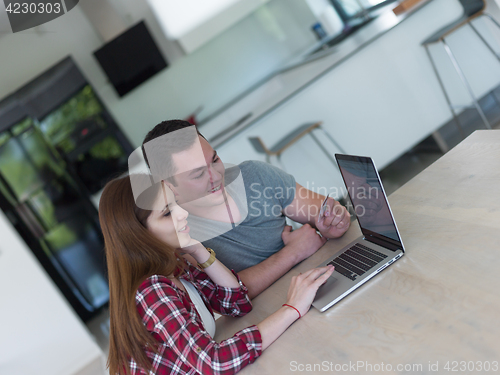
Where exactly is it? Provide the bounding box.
[137,276,262,375]
[189,266,254,317]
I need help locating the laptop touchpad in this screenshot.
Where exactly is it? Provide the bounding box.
[316,276,338,298]
[325,276,338,286]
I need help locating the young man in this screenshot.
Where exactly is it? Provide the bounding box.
[142,120,350,298]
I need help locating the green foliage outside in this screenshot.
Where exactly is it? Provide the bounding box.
[0,84,125,255]
[44,223,79,252]
[39,85,103,150]
[89,136,125,160]
[12,117,33,136]
[0,132,10,147]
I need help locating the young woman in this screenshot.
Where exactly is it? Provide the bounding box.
[99,175,334,375]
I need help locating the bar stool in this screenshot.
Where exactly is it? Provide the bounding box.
[422,0,500,136]
[248,121,345,172]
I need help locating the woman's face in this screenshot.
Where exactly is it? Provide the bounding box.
[146,182,192,248]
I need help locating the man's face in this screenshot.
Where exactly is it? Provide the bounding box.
[170,136,226,209]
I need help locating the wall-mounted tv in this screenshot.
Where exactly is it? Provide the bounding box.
[93,21,168,97]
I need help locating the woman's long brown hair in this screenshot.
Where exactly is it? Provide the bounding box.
[99,175,186,375]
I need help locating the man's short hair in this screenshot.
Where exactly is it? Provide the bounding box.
[141,120,208,185]
[141,120,206,168]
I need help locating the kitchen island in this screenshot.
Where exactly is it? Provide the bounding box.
[198,0,500,193]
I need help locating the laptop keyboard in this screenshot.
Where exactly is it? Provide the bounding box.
[327,244,388,281]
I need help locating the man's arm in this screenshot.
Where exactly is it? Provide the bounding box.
[239,183,350,298]
[283,183,350,239]
[238,224,326,299]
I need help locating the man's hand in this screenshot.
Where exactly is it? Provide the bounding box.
[284,183,351,240]
[281,224,327,263]
[316,199,351,239]
[238,224,327,299]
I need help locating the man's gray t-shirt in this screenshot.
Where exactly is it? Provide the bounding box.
[188,160,296,272]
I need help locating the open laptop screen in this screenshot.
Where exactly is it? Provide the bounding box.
[336,154,402,246]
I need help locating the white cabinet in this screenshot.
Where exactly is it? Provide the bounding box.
[147,0,270,53]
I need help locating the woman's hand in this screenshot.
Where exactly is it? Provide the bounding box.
[256,265,335,350]
[179,239,205,255]
[285,265,335,317]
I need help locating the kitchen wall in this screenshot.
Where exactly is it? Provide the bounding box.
[0,0,317,147]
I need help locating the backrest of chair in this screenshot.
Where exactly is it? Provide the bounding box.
[460,0,485,17]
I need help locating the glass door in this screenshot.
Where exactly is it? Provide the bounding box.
[0,118,108,320]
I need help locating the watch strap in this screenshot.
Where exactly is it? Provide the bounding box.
[198,247,216,269]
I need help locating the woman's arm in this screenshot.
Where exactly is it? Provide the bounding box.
[138,264,333,374]
[189,263,253,317]
[257,266,334,349]
[184,242,240,288]
[187,258,335,350]
[138,276,262,375]
[184,251,253,317]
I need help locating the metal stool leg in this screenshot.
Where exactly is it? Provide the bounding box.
[468,18,500,124]
[317,125,347,154]
[308,131,339,170]
[483,13,500,30]
[431,130,451,153]
[442,38,493,129]
[424,44,466,140]
[468,20,500,62]
[491,89,500,107]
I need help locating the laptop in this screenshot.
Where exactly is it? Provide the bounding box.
[312,154,405,312]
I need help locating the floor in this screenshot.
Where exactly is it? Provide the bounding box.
[85,88,500,358]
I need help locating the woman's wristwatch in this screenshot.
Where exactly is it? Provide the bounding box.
[198,247,216,269]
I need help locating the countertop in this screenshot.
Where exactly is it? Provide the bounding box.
[198,0,433,148]
[213,130,500,374]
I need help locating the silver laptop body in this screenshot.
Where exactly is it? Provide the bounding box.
[312,154,405,312]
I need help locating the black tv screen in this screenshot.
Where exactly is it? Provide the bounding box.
[93,21,168,97]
